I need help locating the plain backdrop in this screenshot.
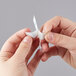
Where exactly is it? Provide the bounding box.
[0,0,76,76]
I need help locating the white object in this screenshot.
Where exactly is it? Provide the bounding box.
[26,16,44,48]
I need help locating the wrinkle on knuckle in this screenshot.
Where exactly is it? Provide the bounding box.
[55,16,63,20]
[15,33,22,40]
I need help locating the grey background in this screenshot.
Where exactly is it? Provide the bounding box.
[0,0,76,76]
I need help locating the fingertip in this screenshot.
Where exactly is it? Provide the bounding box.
[41,39,49,52]
[24,28,31,35]
[25,28,31,32]
[42,43,49,52]
[16,28,31,39]
[41,54,48,62]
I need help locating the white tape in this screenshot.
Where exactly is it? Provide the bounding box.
[26,16,44,40]
[25,16,44,49]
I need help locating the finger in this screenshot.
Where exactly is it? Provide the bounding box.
[27,49,43,75]
[41,40,49,52]
[1,28,30,52]
[43,16,76,34]
[40,25,61,33]
[41,46,66,62]
[40,25,60,53]
[0,28,30,60]
[51,27,61,33]
[13,36,33,61]
[40,26,49,52]
[40,25,44,32]
[45,32,76,50]
[26,38,39,63]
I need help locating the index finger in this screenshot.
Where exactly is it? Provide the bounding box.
[1,28,30,53]
[42,16,76,34]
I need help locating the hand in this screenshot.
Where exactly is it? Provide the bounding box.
[0,28,42,76]
[41,16,76,69]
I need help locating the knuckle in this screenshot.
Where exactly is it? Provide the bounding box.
[15,33,22,40]
[54,16,63,20]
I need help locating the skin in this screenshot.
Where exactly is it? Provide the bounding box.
[0,16,76,76]
[0,28,42,76]
[41,16,76,69]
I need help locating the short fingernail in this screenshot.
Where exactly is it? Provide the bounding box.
[42,43,48,52]
[43,27,46,33]
[46,32,54,42]
[23,36,32,44]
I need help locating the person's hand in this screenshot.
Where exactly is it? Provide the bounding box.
[41,16,76,69]
[0,28,42,76]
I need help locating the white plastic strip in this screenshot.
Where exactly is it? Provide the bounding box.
[25,16,44,49]
[33,16,39,31]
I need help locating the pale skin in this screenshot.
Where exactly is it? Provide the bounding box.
[0,28,42,76]
[0,16,76,76]
[41,16,76,69]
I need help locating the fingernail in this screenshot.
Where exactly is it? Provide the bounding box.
[46,32,54,42]
[42,43,48,52]
[43,27,46,33]
[23,36,32,43]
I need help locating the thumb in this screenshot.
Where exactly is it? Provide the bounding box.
[45,32,76,50]
[13,36,33,61]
